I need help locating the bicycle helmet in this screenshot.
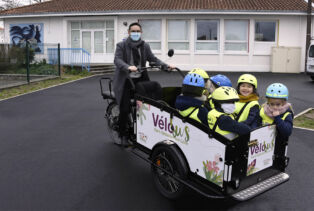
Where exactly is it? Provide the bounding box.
[189,68,209,81]
[210,74,232,87]
[182,73,205,97]
[212,86,239,103]
[266,83,289,100]
[237,74,257,89]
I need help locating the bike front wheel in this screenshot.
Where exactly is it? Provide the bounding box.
[105,101,121,144]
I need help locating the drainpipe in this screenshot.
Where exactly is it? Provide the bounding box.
[305,0,312,72]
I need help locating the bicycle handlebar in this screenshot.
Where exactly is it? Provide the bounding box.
[127,65,185,91]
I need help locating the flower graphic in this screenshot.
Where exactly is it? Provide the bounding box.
[206,161,212,171]
[247,159,258,176]
[137,101,149,125]
[203,160,223,187]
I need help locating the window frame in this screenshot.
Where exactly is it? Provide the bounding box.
[254,20,277,43]
[139,19,162,52]
[70,20,115,53]
[224,19,249,54]
[194,19,220,54]
[167,19,190,53]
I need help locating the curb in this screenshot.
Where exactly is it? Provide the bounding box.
[0,74,100,103]
[293,126,314,132]
[294,108,314,119]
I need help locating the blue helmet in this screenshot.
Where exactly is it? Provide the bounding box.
[266,83,289,100]
[210,74,232,87]
[183,73,205,88]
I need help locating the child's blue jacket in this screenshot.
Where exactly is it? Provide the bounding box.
[175,95,209,125]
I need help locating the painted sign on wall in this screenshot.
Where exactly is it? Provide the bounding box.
[10,23,44,53]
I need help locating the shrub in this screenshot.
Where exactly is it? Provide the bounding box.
[64,66,89,75]
[9,45,35,66]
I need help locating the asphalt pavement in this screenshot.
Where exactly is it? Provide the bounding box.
[0,71,313,210]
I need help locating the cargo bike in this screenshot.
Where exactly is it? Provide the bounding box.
[99,52,290,201]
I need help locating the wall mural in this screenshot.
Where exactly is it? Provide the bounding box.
[9,23,44,53]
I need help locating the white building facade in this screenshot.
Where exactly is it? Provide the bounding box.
[1,11,313,72]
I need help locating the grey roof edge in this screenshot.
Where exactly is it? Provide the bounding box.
[0,9,310,19]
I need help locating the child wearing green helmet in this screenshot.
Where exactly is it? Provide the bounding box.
[234,74,260,128]
[175,72,209,125]
[258,83,294,138]
[207,86,251,140]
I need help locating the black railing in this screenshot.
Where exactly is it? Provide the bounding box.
[0,43,61,89]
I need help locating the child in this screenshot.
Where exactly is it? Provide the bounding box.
[175,73,209,125]
[259,83,293,170]
[205,74,232,110]
[259,83,293,138]
[234,74,260,128]
[188,68,210,93]
[207,86,251,140]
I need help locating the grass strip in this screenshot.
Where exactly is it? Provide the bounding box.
[0,73,91,100]
[294,109,314,130]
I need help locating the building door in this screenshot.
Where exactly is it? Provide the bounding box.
[71,20,115,63]
[82,31,92,54]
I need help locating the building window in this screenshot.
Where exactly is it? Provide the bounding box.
[224,20,248,52]
[71,30,80,48]
[70,20,114,53]
[195,20,219,52]
[105,20,114,53]
[168,20,189,50]
[71,22,80,48]
[139,20,161,50]
[255,21,276,42]
[81,21,105,29]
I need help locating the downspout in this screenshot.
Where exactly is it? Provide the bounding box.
[305,0,312,72]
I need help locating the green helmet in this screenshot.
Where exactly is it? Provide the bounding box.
[212,86,239,103]
[237,74,257,89]
[189,68,209,80]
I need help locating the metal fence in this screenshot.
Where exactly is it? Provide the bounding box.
[0,43,61,89]
[47,48,90,72]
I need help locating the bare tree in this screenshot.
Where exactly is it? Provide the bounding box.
[0,0,22,10]
[0,0,51,10]
[32,0,50,3]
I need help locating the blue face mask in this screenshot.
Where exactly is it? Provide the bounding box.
[130,32,141,41]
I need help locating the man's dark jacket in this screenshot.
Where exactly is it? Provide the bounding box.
[113,38,166,105]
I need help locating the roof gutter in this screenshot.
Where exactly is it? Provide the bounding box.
[0,9,311,19]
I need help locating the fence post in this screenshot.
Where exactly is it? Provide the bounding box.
[26,42,30,83]
[58,43,61,76]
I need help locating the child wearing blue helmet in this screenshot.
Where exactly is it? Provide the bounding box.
[259,83,293,137]
[205,74,232,110]
[175,73,209,125]
[259,83,293,170]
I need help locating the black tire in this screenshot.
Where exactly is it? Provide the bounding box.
[105,101,120,143]
[311,76,314,81]
[151,145,187,199]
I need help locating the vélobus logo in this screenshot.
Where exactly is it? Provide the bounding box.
[250,138,275,156]
[152,113,190,144]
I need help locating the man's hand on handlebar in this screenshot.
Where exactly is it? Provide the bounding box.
[128,66,138,72]
[168,64,176,71]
